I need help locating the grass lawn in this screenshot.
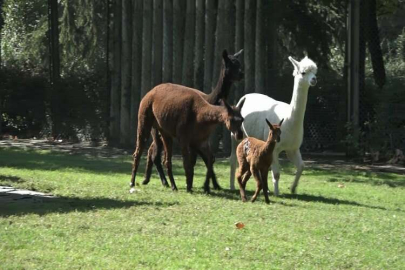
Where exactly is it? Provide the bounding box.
[1,146,404,269]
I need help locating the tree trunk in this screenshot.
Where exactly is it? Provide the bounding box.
[203,0,217,93]
[234,0,244,104]
[216,0,235,156]
[244,0,255,94]
[109,0,122,145]
[141,0,153,97]
[193,0,204,90]
[120,0,132,146]
[181,0,196,87]
[254,0,265,94]
[0,0,3,137]
[48,0,62,137]
[173,0,186,84]
[365,0,385,88]
[130,0,143,144]
[264,0,278,96]
[162,0,173,83]
[152,0,163,87]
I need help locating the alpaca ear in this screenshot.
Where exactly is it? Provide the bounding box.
[222,49,230,63]
[279,118,284,126]
[233,49,243,58]
[221,99,233,114]
[266,119,274,131]
[237,97,245,110]
[288,56,300,71]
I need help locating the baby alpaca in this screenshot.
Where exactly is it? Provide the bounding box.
[236,119,283,203]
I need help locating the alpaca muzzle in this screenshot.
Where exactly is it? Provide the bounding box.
[310,77,317,86]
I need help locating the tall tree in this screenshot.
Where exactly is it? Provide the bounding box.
[254,0,265,94]
[130,0,143,143]
[109,0,122,145]
[141,0,153,97]
[0,0,3,137]
[193,0,205,90]
[152,0,163,87]
[244,0,255,94]
[120,0,132,146]
[173,0,186,84]
[182,0,196,87]
[203,0,217,93]
[234,0,244,103]
[162,0,173,83]
[48,0,62,136]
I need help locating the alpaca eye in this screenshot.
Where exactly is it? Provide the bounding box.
[301,72,306,75]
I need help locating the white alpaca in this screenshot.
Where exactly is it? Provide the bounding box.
[230,56,318,195]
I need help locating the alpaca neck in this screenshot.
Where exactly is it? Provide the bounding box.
[206,64,232,105]
[200,106,226,125]
[289,77,310,125]
[261,136,277,157]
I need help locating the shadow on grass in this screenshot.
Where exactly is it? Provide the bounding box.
[279,193,388,211]
[0,194,178,217]
[0,148,208,179]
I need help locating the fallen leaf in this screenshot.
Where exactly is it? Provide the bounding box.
[235,222,245,229]
[338,183,345,188]
[225,247,231,251]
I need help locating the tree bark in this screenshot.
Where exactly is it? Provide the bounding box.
[181,0,196,87]
[120,0,132,146]
[244,0,255,94]
[255,0,265,94]
[173,0,186,84]
[162,0,173,83]
[130,0,143,144]
[109,0,122,145]
[48,0,62,137]
[234,0,244,103]
[203,0,217,93]
[193,0,204,90]
[141,0,153,97]
[152,0,163,87]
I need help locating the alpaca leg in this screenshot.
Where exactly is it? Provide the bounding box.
[236,162,250,202]
[143,134,168,186]
[181,145,194,192]
[251,169,262,203]
[261,168,270,204]
[151,129,168,186]
[196,142,220,193]
[286,149,304,194]
[130,120,153,191]
[271,152,281,196]
[142,140,156,185]
[160,134,178,191]
[229,135,239,190]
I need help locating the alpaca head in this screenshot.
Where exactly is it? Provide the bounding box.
[223,49,244,82]
[265,118,283,143]
[221,98,245,135]
[288,56,318,87]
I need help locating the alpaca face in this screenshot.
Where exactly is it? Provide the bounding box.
[289,56,318,87]
[221,98,245,135]
[223,49,244,82]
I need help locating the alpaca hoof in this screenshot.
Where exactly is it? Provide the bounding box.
[142,179,150,185]
[213,184,222,190]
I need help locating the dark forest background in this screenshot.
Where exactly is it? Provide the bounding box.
[0,0,404,160]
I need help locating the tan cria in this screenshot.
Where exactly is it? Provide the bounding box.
[236,119,283,203]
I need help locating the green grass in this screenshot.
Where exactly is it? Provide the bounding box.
[0,147,404,269]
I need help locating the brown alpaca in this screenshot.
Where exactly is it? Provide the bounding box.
[130,84,245,193]
[236,119,283,203]
[142,49,244,189]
